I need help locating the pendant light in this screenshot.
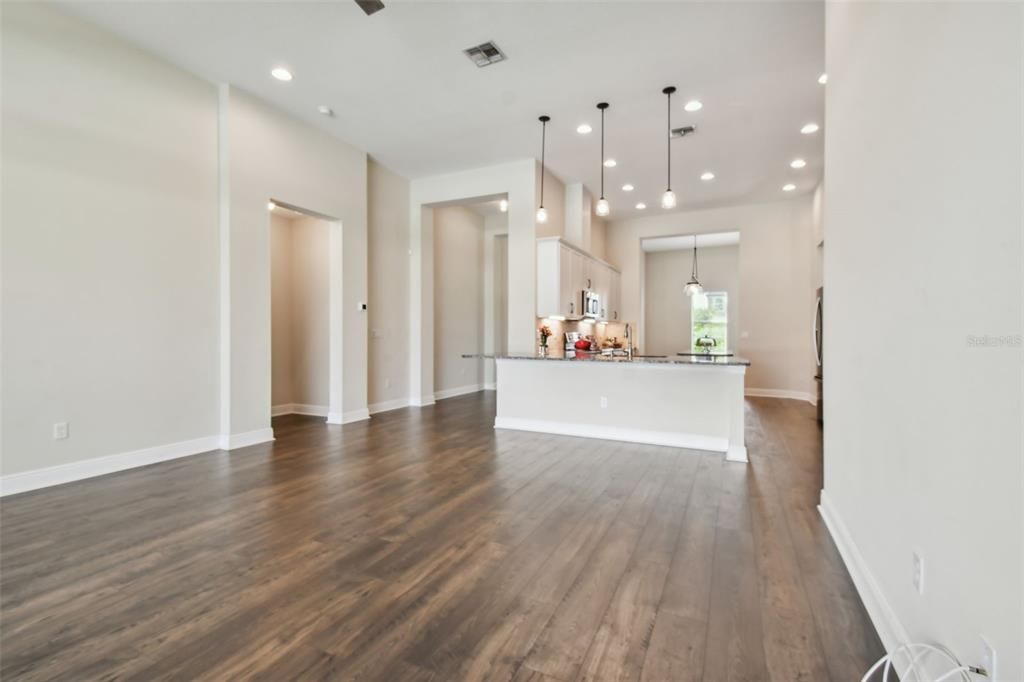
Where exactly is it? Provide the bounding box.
[536,115,550,223]
[595,102,610,217]
[684,234,704,297]
[661,86,677,210]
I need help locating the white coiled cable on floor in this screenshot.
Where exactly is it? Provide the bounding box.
[861,643,977,682]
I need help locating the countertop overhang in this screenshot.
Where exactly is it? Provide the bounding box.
[463,352,750,368]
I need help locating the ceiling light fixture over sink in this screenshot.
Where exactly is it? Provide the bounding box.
[595,102,611,217]
[536,115,550,224]
[661,86,677,209]
[684,235,704,296]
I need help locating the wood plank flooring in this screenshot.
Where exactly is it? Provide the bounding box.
[0,393,885,681]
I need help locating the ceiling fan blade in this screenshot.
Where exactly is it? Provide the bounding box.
[354,0,385,16]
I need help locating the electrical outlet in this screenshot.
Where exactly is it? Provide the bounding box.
[600,396,608,409]
[979,636,996,679]
[912,551,924,595]
[53,422,69,440]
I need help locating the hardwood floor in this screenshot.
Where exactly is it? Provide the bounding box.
[0,393,885,681]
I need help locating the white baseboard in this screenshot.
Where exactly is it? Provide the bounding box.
[745,388,816,404]
[219,428,275,450]
[368,398,410,415]
[434,384,483,401]
[327,408,370,425]
[0,435,221,497]
[410,395,436,407]
[483,382,496,391]
[818,490,907,655]
[725,444,748,463]
[494,416,728,454]
[271,403,328,417]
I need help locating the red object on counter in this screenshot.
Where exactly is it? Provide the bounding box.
[574,339,592,350]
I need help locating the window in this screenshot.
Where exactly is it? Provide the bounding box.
[691,291,727,352]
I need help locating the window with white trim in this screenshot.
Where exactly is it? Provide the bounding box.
[691,291,727,352]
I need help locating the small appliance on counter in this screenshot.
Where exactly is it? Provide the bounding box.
[564,331,582,352]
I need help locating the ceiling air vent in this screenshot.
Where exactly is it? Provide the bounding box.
[354,0,385,16]
[464,41,506,68]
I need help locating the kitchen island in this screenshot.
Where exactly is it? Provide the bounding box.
[466,352,751,463]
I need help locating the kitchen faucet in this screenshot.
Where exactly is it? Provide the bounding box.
[624,323,633,360]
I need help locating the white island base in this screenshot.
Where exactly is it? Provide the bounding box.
[494,356,748,463]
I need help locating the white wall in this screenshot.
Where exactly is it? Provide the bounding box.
[607,196,816,399]
[823,2,1022,677]
[590,215,608,261]
[367,158,410,412]
[1,3,389,488]
[482,216,509,388]
[270,214,330,410]
[1,2,219,476]
[645,245,740,356]
[433,206,484,395]
[409,159,537,405]
[270,213,295,407]
[224,87,368,431]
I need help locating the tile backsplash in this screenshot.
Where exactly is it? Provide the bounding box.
[536,318,631,357]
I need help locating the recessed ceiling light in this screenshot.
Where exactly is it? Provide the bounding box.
[635,202,647,210]
[818,73,828,85]
[801,123,819,135]
[790,158,807,169]
[577,123,592,134]
[604,158,617,168]
[271,67,293,82]
[267,201,277,211]
[700,171,715,181]
[317,105,335,117]
[684,100,703,112]
[622,184,634,192]
[782,184,796,192]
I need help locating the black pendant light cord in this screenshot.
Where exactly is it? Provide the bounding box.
[539,116,549,207]
[600,105,606,199]
[666,88,673,191]
[596,103,609,201]
[692,239,699,280]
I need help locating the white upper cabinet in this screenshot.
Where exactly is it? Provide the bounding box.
[536,237,620,321]
[608,269,622,321]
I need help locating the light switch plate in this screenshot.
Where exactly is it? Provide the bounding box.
[53,422,69,440]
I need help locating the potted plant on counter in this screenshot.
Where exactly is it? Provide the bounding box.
[538,324,553,356]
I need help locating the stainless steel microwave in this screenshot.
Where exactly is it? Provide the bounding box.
[582,290,601,318]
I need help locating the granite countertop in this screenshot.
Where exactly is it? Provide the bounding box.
[462,352,751,367]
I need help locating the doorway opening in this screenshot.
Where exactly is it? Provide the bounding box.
[431,195,508,401]
[270,201,340,421]
[640,231,740,357]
